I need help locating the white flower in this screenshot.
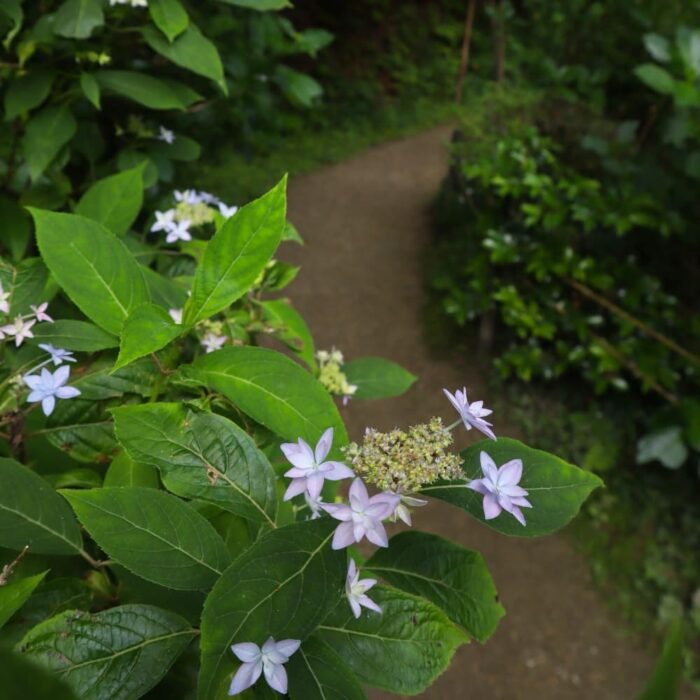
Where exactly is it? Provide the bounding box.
[282,427,354,501]
[168,308,183,324]
[201,332,226,353]
[39,344,76,366]
[165,219,192,244]
[304,492,324,519]
[229,638,300,696]
[443,387,496,440]
[1,316,36,347]
[0,282,10,315]
[345,559,381,618]
[198,191,220,205]
[110,0,147,6]
[151,209,176,233]
[23,366,81,416]
[392,494,428,526]
[218,202,238,218]
[174,189,201,204]
[30,302,53,323]
[158,125,175,144]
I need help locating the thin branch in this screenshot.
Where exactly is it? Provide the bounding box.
[0,546,29,585]
[455,0,478,104]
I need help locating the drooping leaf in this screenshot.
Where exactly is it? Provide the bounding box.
[638,619,684,700]
[112,403,277,526]
[149,0,189,42]
[643,33,671,63]
[184,175,287,325]
[216,0,291,10]
[30,320,118,352]
[0,458,82,555]
[4,69,55,120]
[0,570,48,629]
[343,357,416,400]
[104,452,159,488]
[0,195,31,261]
[53,0,104,39]
[1,647,78,700]
[21,105,77,181]
[198,519,345,699]
[75,165,144,236]
[260,298,316,370]
[287,636,367,700]
[18,604,196,700]
[62,487,230,590]
[421,438,603,537]
[32,209,150,335]
[79,72,101,109]
[635,64,675,94]
[318,586,468,695]
[275,66,322,107]
[95,70,187,110]
[178,346,348,450]
[365,531,504,642]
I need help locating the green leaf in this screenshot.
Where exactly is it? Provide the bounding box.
[18,604,196,700]
[53,0,104,39]
[637,426,688,469]
[4,69,55,120]
[151,133,201,161]
[216,0,291,9]
[343,357,417,400]
[184,175,287,324]
[32,209,150,335]
[149,0,189,42]
[0,570,47,629]
[0,647,77,700]
[287,637,367,700]
[275,66,322,107]
[0,1,23,48]
[644,33,671,63]
[30,320,118,351]
[365,531,503,642]
[79,72,100,109]
[141,265,189,309]
[178,346,348,449]
[21,105,77,181]
[75,165,144,236]
[318,586,468,695]
[0,195,31,260]
[0,256,52,316]
[638,619,684,700]
[635,64,675,94]
[421,438,603,537]
[104,452,159,488]
[143,24,226,93]
[114,303,182,370]
[260,298,316,369]
[112,403,278,526]
[198,519,345,699]
[0,458,82,555]
[95,70,187,110]
[62,487,230,590]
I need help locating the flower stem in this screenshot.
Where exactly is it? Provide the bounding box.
[445,418,463,432]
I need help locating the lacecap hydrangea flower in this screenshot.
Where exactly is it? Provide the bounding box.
[443,386,496,440]
[229,638,300,696]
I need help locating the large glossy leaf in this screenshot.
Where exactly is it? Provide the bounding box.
[421,438,603,537]
[260,298,316,370]
[4,69,55,120]
[75,166,144,236]
[0,256,52,316]
[178,346,348,450]
[149,0,188,42]
[21,105,76,181]
[365,531,503,642]
[18,604,196,700]
[143,24,226,93]
[30,320,118,351]
[112,403,277,526]
[343,357,416,400]
[318,586,468,695]
[32,209,149,335]
[0,458,82,555]
[104,452,159,488]
[95,70,187,110]
[0,570,47,629]
[1,647,78,700]
[62,487,230,590]
[198,519,345,699]
[53,0,104,39]
[287,637,367,700]
[184,176,286,324]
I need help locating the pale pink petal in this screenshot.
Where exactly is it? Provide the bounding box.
[55,386,80,399]
[321,502,353,521]
[229,660,262,696]
[274,639,301,658]
[482,493,502,520]
[264,661,288,694]
[231,643,261,663]
[349,478,369,505]
[346,559,357,583]
[365,522,389,548]
[511,506,527,526]
[283,478,308,501]
[332,521,356,549]
[497,459,523,487]
[41,396,55,416]
[27,390,44,403]
[359,594,382,614]
[53,364,70,387]
[315,427,334,463]
[500,484,528,498]
[322,462,354,480]
[480,451,498,482]
[349,597,362,618]
[442,388,462,414]
[23,375,42,390]
[466,478,490,496]
[511,495,533,509]
[305,472,325,500]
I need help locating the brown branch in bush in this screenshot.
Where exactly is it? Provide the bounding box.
[455,0,478,104]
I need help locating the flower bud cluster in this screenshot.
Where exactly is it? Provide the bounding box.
[344,417,463,493]
[316,348,357,403]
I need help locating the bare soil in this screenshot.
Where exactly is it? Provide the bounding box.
[284,124,685,699]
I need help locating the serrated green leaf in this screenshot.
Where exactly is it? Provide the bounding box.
[0,570,47,629]
[0,256,51,316]
[62,487,230,590]
[0,458,82,555]
[104,452,159,488]
[75,165,144,236]
[112,403,277,526]
[260,298,316,369]
[421,438,603,537]
[149,0,189,41]
[178,346,348,450]
[4,69,55,120]
[198,519,345,699]
[184,175,287,324]
[318,586,468,695]
[32,209,150,336]
[365,531,503,642]
[21,105,76,181]
[53,0,104,39]
[18,604,196,700]
[30,320,118,351]
[343,357,416,399]
[95,70,187,110]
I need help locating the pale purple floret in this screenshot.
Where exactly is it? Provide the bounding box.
[23,365,81,416]
[467,451,532,526]
[443,386,496,440]
[39,343,76,366]
[229,637,300,696]
[322,478,400,550]
[345,559,381,618]
[282,427,354,501]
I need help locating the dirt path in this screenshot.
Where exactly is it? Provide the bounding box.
[283,125,672,699]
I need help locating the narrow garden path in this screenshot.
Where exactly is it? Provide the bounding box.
[283,125,671,699]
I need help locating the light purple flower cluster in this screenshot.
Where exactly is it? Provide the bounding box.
[0,292,54,347]
[443,386,496,440]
